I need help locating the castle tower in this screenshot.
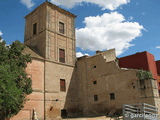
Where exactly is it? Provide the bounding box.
[24,1,76,66]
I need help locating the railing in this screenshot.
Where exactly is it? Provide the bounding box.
[123,103,158,120]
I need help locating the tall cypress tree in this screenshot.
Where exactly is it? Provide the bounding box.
[0,39,32,119]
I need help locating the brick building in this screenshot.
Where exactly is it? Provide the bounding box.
[9,1,160,120]
[76,50,159,117]
[119,51,160,91]
[11,1,77,120]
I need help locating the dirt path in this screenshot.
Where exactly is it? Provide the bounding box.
[63,116,123,120]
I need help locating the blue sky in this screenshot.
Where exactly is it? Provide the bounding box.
[1,0,160,60]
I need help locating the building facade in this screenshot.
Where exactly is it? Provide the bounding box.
[119,51,160,92]
[10,1,160,120]
[76,49,160,117]
[11,1,77,120]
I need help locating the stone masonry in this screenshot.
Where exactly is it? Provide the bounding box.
[10,1,160,120]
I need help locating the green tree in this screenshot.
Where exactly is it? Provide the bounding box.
[0,38,32,119]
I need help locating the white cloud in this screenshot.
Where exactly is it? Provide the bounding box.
[76,12,144,56]
[20,0,35,9]
[50,0,130,10]
[0,31,3,36]
[156,46,160,49]
[0,31,3,42]
[76,52,89,58]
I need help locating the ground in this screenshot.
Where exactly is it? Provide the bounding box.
[63,116,123,120]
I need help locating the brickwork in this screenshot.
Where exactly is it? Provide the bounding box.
[44,61,77,119]
[10,1,160,120]
[76,49,160,116]
[119,52,158,78]
[11,58,45,120]
[156,60,160,76]
[24,2,76,65]
[119,51,160,90]
[11,1,77,120]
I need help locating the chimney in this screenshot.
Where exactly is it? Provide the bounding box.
[96,50,102,54]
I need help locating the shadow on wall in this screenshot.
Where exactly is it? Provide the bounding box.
[63,68,78,118]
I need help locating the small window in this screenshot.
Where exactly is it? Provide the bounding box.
[93,81,97,84]
[94,95,98,101]
[110,93,115,100]
[59,49,65,63]
[33,23,37,35]
[60,79,66,92]
[59,22,65,34]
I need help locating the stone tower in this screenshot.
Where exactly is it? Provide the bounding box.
[24,1,76,65]
[23,1,78,119]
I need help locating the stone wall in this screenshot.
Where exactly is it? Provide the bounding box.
[11,58,45,120]
[8,1,160,119]
[44,61,77,119]
[76,49,159,116]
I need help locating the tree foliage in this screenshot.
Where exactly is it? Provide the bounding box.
[0,39,32,118]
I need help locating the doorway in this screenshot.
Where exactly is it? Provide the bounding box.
[61,109,67,118]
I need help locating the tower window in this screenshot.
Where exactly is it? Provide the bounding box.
[94,95,98,101]
[33,22,37,35]
[93,81,97,84]
[59,49,65,63]
[60,79,66,92]
[110,93,115,100]
[59,22,65,34]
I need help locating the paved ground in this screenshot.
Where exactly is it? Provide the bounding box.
[63,116,123,120]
